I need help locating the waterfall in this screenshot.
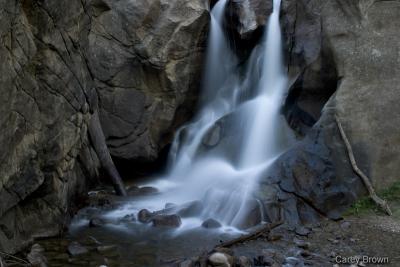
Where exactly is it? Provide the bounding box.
[109,0,294,231]
[239,0,287,168]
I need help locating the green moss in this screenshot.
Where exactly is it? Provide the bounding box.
[381,181,400,201]
[345,181,400,216]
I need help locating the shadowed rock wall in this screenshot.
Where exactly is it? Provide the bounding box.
[0,0,209,253]
[226,0,400,223]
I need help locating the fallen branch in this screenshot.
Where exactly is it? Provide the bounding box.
[335,115,392,215]
[89,110,127,196]
[0,256,4,267]
[215,221,283,248]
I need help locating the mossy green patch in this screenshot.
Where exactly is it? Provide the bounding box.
[345,181,400,216]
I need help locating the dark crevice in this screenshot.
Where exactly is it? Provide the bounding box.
[282,44,339,137]
[112,144,171,181]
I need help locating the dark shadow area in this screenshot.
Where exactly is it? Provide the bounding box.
[282,46,339,137]
[112,144,172,181]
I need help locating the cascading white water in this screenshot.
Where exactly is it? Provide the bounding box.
[104,0,294,231]
[239,0,287,168]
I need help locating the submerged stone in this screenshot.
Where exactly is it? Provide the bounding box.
[119,214,136,223]
[152,214,182,228]
[138,209,154,223]
[89,217,107,227]
[67,242,89,256]
[202,218,222,229]
[139,187,159,195]
[178,201,204,218]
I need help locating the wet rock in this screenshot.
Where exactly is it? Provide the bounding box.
[27,244,48,267]
[88,196,116,212]
[67,242,89,257]
[208,252,233,267]
[202,218,222,229]
[235,199,262,229]
[127,186,140,196]
[237,256,252,267]
[225,0,273,59]
[138,209,154,223]
[152,214,182,228]
[295,226,311,237]
[89,217,107,227]
[119,214,136,223]
[202,123,222,147]
[178,201,204,218]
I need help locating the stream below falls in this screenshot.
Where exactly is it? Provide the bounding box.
[41,0,299,266]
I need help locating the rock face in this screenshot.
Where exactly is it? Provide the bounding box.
[255,0,400,223]
[225,0,273,59]
[0,0,209,253]
[90,0,209,162]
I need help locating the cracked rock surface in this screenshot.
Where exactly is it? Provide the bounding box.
[0,0,209,253]
[225,0,400,223]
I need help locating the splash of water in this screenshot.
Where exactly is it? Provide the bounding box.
[106,0,293,231]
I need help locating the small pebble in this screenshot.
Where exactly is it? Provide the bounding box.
[340,221,351,229]
[295,226,311,237]
[294,239,310,249]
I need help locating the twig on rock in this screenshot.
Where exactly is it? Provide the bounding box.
[215,221,283,249]
[335,115,392,216]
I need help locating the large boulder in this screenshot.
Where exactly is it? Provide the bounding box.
[88,0,209,162]
[256,0,400,222]
[0,0,209,253]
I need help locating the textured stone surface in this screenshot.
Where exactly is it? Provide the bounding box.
[225,0,273,59]
[257,0,400,222]
[89,0,209,162]
[0,0,209,253]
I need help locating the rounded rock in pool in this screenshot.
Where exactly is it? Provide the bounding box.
[151,214,182,228]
